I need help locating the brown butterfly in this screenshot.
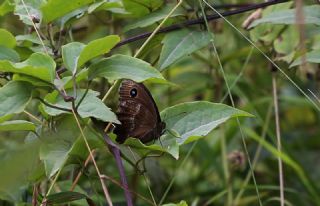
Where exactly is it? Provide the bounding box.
[114,79,166,144]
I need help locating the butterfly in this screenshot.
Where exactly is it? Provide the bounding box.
[113,79,166,144]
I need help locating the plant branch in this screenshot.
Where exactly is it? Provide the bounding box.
[102,133,133,206]
[114,0,289,49]
[71,109,114,206]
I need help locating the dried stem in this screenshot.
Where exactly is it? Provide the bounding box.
[272,73,285,206]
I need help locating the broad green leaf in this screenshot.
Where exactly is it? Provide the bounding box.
[0,29,16,48]
[124,4,184,31]
[123,0,163,17]
[250,5,320,28]
[45,192,88,205]
[40,116,103,177]
[0,46,20,62]
[40,141,70,177]
[62,42,85,74]
[41,0,94,22]
[161,101,253,145]
[14,0,44,26]
[0,52,55,83]
[58,7,88,27]
[123,134,179,159]
[40,117,80,177]
[274,26,299,55]
[78,35,120,67]
[0,120,36,132]
[88,1,125,14]
[0,0,14,16]
[290,50,320,67]
[88,54,165,82]
[123,101,253,159]
[0,81,33,119]
[12,74,52,87]
[42,90,119,123]
[249,2,292,43]
[0,141,41,202]
[62,35,120,74]
[158,29,211,70]
[16,34,42,45]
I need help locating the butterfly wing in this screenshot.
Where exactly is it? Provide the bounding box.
[114,79,164,143]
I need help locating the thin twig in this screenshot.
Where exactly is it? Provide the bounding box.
[23,110,43,125]
[200,0,262,205]
[70,150,96,191]
[100,175,155,206]
[71,109,113,206]
[35,97,72,113]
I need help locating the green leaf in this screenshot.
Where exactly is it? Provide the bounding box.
[78,35,120,67]
[124,4,184,31]
[0,81,33,119]
[0,141,41,202]
[62,42,85,74]
[123,101,253,159]
[0,120,36,132]
[45,192,88,205]
[40,141,70,177]
[88,1,125,14]
[39,117,80,177]
[88,54,165,82]
[0,46,20,62]
[16,34,42,45]
[42,90,119,123]
[158,29,211,70]
[0,28,16,48]
[290,50,320,67]
[161,101,253,145]
[14,0,44,26]
[41,0,94,22]
[0,0,14,16]
[274,26,299,55]
[0,52,56,83]
[62,35,120,74]
[123,135,179,159]
[12,74,52,87]
[123,0,163,17]
[250,5,320,28]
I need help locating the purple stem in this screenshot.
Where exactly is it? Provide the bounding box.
[103,133,133,206]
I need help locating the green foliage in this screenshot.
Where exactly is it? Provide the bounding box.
[89,54,165,82]
[0,0,320,206]
[41,0,94,22]
[158,29,211,70]
[0,53,55,83]
[0,120,36,132]
[0,81,33,121]
[250,5,320,28]
[62,35,120,74]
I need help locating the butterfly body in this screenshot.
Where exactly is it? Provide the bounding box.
[114,79,165,143]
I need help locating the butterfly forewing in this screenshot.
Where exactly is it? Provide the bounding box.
[114,79,164,143]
